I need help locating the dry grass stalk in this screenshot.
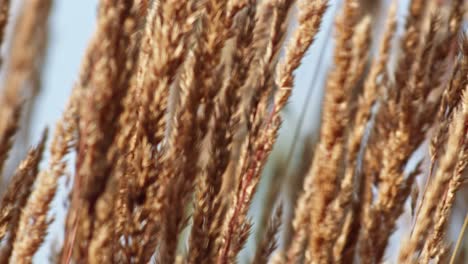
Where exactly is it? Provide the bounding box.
[318,15,373,262]
[0,0,51,180]
[420,35,468,262]
[252,205,283,264]
[6,0,51,141]
[0,0,466,263]
[152,1,244,262]
[284,133,315,250]
[429,0,465,162]
[11,93,76,263]
[335,3,398,259]
[399,89,468,263]
[286,1,359,262]
[255,155,285,251]
[188,2,257,262]
[219,1,328,262]
[0,130,47,262]
[0,105,21,178]
[357,1,444,261]
[63,1,144,261]
[108,1,199,262]
[450,214,468,264]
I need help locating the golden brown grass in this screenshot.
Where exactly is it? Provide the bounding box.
[0,0,467,263]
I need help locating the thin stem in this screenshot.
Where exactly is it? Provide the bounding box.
[450,213,468,264]
[282,2,335,179]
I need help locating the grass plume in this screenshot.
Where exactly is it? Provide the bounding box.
[0,0,466,263]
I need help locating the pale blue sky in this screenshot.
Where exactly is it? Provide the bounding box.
[31,0,97,143]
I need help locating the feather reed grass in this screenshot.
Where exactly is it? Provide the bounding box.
[0,0,467,263]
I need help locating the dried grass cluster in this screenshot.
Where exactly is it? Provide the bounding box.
[0,0,467,263]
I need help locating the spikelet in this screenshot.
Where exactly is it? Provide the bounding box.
[73,0,141,202]
[399,90,468,263]
[0,130,46,259]
[0,0,51,179]
[393,0,427,99]
[188,2,257,262]
[358,1,436,261]
[0,105,21,178]
[427,1,465,157]
[149,0,240,261]
[107,1,199,262]
[64,0,142,261]
[332,4,397,260]
[244,0,296,133]
[11,91,76,263]
[420,35,468,263]
[5,0,51,100]
[285,0,359,262]
[0,1,53,261]
[322,14,373,258]
[431,32,468,166]
[219,1,328,262]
